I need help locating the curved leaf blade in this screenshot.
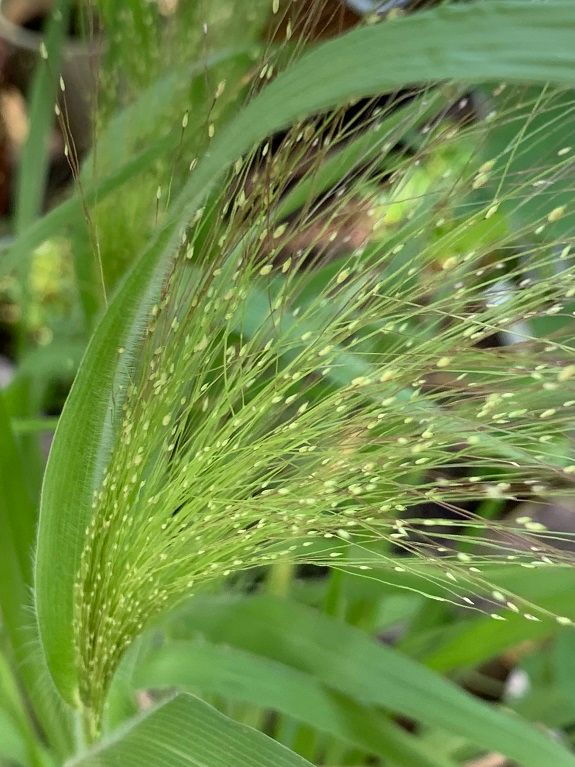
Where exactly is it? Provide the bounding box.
[182,595,575,767]
[132,639,457,767]
[70,693,313,767]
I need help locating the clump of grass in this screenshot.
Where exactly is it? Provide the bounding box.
[55,0,575,739]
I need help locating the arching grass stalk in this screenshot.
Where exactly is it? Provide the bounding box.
[61,1,575,741]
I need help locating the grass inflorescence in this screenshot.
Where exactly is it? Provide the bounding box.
[65,0,575,737]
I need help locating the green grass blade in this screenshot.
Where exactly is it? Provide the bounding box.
[35,0,575,706]
[0,393,71,758]
[0,393,36,658]
[132,638,457,767]
[70,693,313,767]
[552,632,575,711]
[0,708,27,766]
[14,0,71,234]
[183,595,575,767]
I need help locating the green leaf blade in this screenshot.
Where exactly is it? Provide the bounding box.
[183,595,575,767]
[70,694,314,767]
[131,639,456,767]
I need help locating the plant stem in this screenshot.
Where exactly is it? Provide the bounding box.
[266,561,295,598]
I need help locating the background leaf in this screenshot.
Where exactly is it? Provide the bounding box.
[179,594,575,767]
[71,693,314,767]
[131,638,456,767]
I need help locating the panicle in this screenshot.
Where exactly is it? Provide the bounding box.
[74,0,575,725]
